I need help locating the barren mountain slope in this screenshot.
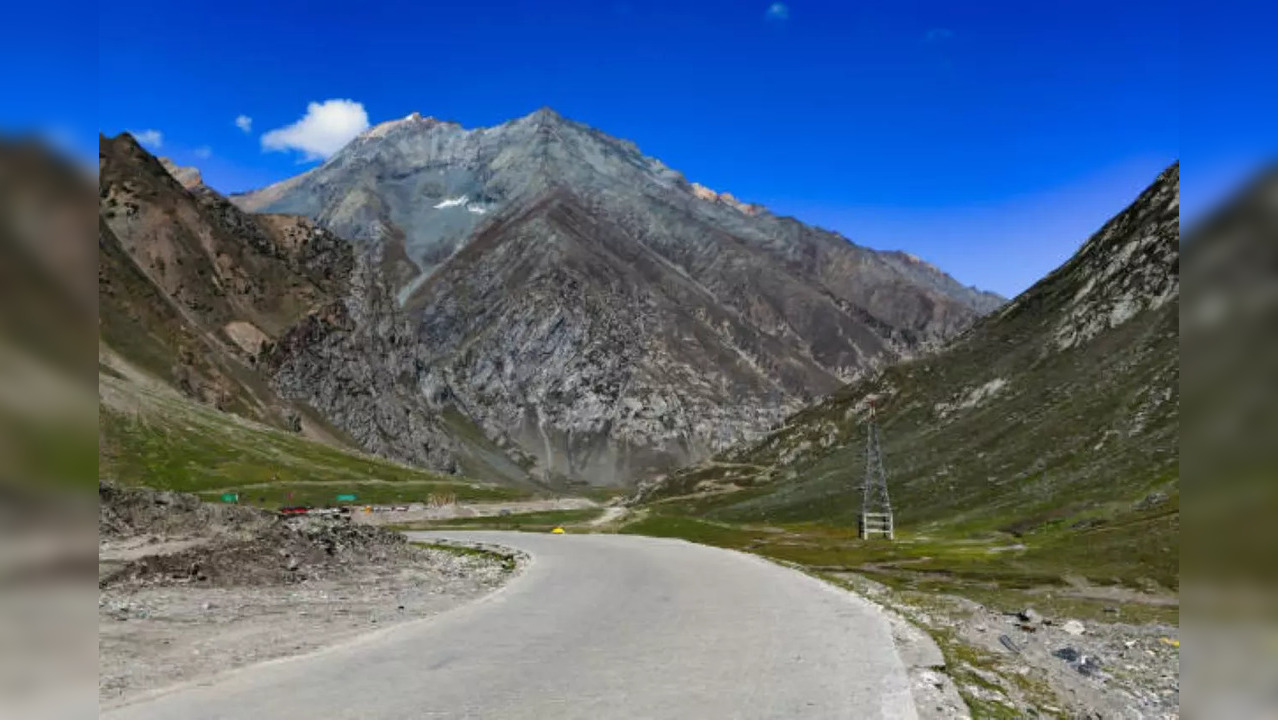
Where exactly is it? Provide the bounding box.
[100,134,354,345]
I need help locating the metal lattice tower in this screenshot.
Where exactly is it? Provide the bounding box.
[859,401,894,540]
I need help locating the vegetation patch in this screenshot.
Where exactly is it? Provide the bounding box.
[99,382,531,509]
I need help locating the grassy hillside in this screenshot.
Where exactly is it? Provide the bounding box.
[99,371,532,508]
[633,165,1179,591]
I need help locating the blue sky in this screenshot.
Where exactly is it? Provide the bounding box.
[24,1,1262,296]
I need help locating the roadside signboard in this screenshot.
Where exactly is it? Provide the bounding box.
[336,493,358,502]
[220,493,239,503]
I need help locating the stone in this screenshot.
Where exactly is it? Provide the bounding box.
[1077,655,1104,676]
[1054,647,1080,663]
[1018,608,1043,624]
[1062,620,1086,636]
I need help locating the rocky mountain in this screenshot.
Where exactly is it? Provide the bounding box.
[233,108,1003,485]
[99,133,543,488]
[99,133,354,428]
[638,163,1179,565]
[158,157,203,189]
[101,135,354,349]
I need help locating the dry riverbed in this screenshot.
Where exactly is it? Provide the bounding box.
[99,484,521,707]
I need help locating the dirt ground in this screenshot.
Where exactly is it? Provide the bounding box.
[99,484,521,707]
[351,496,598,526]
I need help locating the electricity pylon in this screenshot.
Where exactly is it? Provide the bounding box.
[859,400,894,540]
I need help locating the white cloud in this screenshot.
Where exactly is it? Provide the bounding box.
[235,115,253,133]
[194,146,213,159]
[261,99,370,160]
[925,27,955,42]
[765,2,789,20]
[132,129,163,148]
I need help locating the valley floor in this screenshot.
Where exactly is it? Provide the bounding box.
[100,487,1179,718]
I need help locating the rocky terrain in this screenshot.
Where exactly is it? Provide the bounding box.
[834,572,1179,719]
[99,133,354,433]
[232,108,1003,484]
[98,483,521,705]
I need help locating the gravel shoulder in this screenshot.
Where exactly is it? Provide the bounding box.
[828,572,1180,719]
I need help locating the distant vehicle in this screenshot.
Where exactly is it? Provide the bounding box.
[278,506,311,516]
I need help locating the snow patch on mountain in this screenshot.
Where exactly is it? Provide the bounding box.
[434,196,469,209]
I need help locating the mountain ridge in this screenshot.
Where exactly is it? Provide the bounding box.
[233,107,1003,316]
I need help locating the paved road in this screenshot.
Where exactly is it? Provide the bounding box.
[104,531,917,720]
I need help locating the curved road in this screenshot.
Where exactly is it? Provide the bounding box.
[104,531,918,719]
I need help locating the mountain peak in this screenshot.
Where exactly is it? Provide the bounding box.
[158,157,203,189]
[102,134,204,193]
[525,106,565,123]
[360,111,457,140]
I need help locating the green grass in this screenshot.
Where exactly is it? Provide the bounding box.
[616,500,1179,618]
[617,515,768,546]
[632,468,1178,593]
[99,375,532,508]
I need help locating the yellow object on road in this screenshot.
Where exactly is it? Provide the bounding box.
[551,526,566,534]
[1159,637,1179,648]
